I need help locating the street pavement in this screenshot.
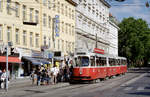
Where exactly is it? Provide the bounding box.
[0,68,150,97]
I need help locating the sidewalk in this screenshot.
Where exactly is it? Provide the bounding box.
[9,77,31,89]
[0,77,70,92]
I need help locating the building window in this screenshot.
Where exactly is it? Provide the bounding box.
[48,0,51,9]
[72,10,74,20]
[62,40,64,52]
[66,41,67,52]
[65,23,68,34]
[52,0,56,11]
[35,0,39,3]
[15,2,19,17]
[43,14,47,27]
[35,34,39,47]
[30,32,33,47]
[0,25,2,40]
[54,39,55,49]
[35,10,39,23]
[22,5,26,20]
[72,26,74,36]
[58,39,60,50]
[48,16,51,28]
[57,2,60,13]
[30,8,33,22]
[44,36,46,46]
[0,0,3,11]
[48,38,50,48]
[23,30,27,45]
[69,24,71,35]
[7,27,11,41]
[65,6,67,16]
[62,22,64,33]
[69,8,71,19]
[15,29,19,44]
[72,43,74,52]
[7,0,11,14]
[43,0,47,6]
[61,4,64,15]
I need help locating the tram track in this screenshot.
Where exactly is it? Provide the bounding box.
[0,71,143,97]
[26,72,141,97]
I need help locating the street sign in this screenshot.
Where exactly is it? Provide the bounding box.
[54,15,60,37]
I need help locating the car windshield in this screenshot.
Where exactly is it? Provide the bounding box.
[75,56,89,67]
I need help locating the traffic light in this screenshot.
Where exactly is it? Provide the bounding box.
[10,48,14,55]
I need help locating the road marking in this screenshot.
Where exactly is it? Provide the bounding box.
[121,73,147,87]
[124,87,133,91]
[137,87,145,91]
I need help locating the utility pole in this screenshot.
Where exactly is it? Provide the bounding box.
[95,33,98,48]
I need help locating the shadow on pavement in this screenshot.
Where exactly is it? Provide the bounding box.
[128,92,150,96]
[24,89,46,93]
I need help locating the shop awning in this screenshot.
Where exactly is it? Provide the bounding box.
[0,56,21,63]
[22,56,50,66]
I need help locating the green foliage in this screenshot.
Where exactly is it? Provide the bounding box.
[118,17,150,67]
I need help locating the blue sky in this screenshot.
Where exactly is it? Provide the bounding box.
[109,0,150,24]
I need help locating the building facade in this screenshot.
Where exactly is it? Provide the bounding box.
[0,0,76,77]
[108,14,120,56]
[74,0,110,54]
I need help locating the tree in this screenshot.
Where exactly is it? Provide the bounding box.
[118,17,150,67]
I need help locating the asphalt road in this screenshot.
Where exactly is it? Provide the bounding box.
[0,68,150,97]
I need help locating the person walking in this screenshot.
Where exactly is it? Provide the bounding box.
[52,64,59,84]
[31,69,37,85]
[37,67,41,86]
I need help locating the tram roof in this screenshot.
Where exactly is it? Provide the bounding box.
[75,52,126,60]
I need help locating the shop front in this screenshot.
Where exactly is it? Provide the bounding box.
[0,56,22,79]
[22,56,51,76]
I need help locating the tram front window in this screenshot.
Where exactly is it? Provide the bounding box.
[75,56,89,67]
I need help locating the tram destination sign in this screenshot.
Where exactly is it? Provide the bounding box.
[94,48,104,54]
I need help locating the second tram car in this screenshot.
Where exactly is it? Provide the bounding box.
[70,52,127,83]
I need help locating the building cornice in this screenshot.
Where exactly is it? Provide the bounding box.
[66,0,78,6]
[100,0,111,8]
[109,21,120,30]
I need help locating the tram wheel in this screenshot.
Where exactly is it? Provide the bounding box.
[89,80,96,84]
[69,80,76,84]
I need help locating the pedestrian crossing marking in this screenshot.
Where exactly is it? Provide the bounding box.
[137,87,144,91]
[123,87,146,91]
[124,87,133,91]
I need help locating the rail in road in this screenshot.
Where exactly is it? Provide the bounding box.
[0,68,149,97]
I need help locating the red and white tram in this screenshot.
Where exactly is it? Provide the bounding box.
[70,52,127,83]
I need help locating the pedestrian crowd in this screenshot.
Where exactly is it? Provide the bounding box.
[30,60,74,86]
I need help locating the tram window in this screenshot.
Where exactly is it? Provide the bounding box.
[109,58,113,66]
[82,57,89,66]
[75,56,89,67]
[75,58,80,67]
[90,57,95,66]
[96,58,100,66]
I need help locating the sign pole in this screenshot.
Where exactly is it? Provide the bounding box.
[6,45,8,92]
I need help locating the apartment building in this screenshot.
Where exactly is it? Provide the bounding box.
[0,0,76,77]
[74,0,110,55]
